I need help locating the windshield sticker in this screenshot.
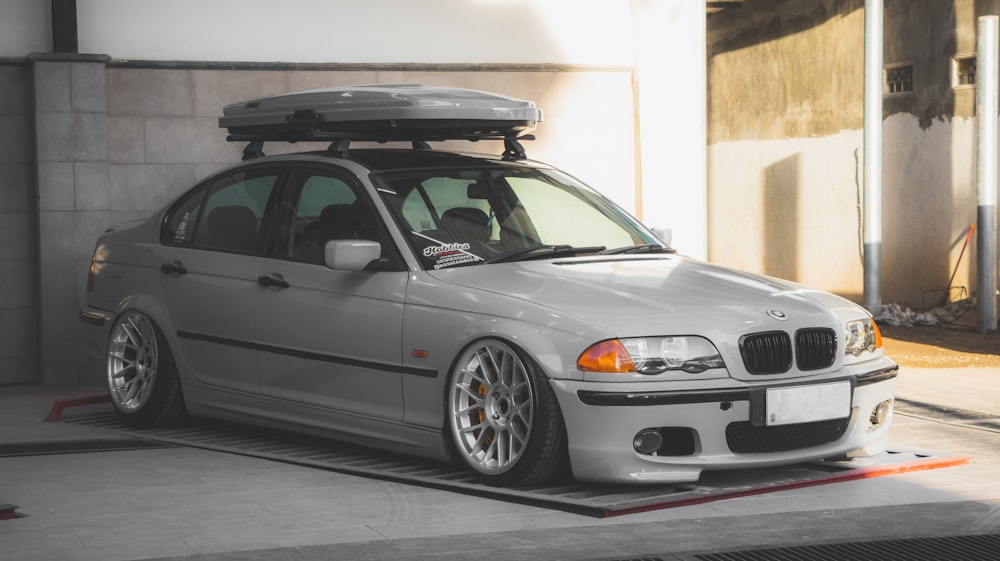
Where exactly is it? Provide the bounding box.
[423,242,484,269]
[411,231,484,269]
[423,242,471,258]
[174,212,191,243]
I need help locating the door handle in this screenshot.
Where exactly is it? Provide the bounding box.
[160,262,188,275]
[256,275,290,289]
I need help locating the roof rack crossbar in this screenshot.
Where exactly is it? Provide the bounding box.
[327,139,351,156]
[502,137,532,161]
[242,140,264,161]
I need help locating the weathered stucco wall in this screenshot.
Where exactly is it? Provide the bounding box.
[707,0,986,307]
[708,0,864,141]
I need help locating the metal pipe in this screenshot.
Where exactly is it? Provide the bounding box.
[863,0,883,311]
[977,16,998,333]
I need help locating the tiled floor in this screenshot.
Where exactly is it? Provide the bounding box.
[1,369,999,561]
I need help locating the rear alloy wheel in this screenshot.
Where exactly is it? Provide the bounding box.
[106,311,184,427]
[448,339,566,486]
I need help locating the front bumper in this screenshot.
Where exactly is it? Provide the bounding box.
[551,359,898,483]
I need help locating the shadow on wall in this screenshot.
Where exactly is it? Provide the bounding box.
[762,154,800,282]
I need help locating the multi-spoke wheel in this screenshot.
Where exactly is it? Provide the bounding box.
[448,339,567,485]
[106,311,184,427]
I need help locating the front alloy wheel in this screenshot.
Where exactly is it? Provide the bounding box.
[448,339,567,485]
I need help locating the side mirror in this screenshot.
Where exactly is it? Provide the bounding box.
[652,227,673,247]
[324,240,381,271]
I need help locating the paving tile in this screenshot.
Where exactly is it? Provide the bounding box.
[184,524,386,555]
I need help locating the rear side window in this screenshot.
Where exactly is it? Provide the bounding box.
[162,168,281,254]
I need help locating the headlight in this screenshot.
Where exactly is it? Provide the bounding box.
[578,336,725,375]
[844,318,882,356]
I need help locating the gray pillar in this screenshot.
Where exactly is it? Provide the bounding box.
[29,52,112,386]
[863,0,883,310]
[977,16,998,334]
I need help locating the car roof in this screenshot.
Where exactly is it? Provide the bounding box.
[245,147,551,173]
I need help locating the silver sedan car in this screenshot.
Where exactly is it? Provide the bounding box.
[81,86,897,485]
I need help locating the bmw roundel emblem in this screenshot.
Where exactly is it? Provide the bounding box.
[766,309,788,321]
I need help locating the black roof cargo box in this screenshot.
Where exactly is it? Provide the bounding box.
[219,84,542,142]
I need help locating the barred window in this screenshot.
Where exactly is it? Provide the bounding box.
[954,55,976,87]
[885,64,914,95]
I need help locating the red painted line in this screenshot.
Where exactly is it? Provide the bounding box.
[45,394,110,422]
[602,454,972,517]
[0,504,17,521]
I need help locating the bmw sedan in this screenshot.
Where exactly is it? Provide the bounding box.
[81,85,897,485]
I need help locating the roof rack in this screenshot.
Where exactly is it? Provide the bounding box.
[219,84,542,161]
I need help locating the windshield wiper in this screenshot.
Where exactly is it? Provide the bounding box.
[598,244,675,255]
[487,244,606,264]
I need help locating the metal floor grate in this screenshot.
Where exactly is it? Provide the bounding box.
[0,438,174,457]
[61,410,965,518]
[694,533,1000,561]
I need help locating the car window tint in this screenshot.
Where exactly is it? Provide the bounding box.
[283,171,384,264]
[191,170,280,254]
[507,177,634,249]
[376,168,654,270]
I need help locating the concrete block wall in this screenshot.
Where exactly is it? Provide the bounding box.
[0,61,38,385]
[102,67,637,220]
[31,54,112,387]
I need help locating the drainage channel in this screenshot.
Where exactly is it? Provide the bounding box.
[691,533,1000,561]
[61,410,966,518]
[0,438,174,457]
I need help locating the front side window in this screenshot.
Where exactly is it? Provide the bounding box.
[375,167,656,270]
[276,169,392,266]
[162,168,280,254]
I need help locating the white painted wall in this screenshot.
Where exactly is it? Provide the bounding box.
[709,115,980,306]
[76,0,634,65]
[634,0,707,259]
[0,0,50,55]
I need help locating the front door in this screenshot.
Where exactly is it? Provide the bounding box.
[254,167,407,421]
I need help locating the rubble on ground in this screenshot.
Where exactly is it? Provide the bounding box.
[873,299,976,327]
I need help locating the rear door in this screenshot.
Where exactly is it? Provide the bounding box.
[159,165,283,393]
[254,166,408,421]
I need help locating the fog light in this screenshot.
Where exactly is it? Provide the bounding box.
[870,400,892,426]
[633,429,663,454]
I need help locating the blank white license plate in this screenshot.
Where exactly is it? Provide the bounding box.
[765,381,851,426]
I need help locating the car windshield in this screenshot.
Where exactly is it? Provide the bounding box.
[373,167,661,270]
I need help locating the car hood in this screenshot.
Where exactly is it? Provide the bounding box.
[426,255,861,340]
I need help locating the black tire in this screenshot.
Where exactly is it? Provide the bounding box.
[106,310,185,427]
[446,338,568,486]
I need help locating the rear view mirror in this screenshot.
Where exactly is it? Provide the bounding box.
[467,180,491,199]
[325,240,381,271]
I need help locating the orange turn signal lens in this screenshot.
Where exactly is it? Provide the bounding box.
[872,320,883,350]
[577,340,636,373]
